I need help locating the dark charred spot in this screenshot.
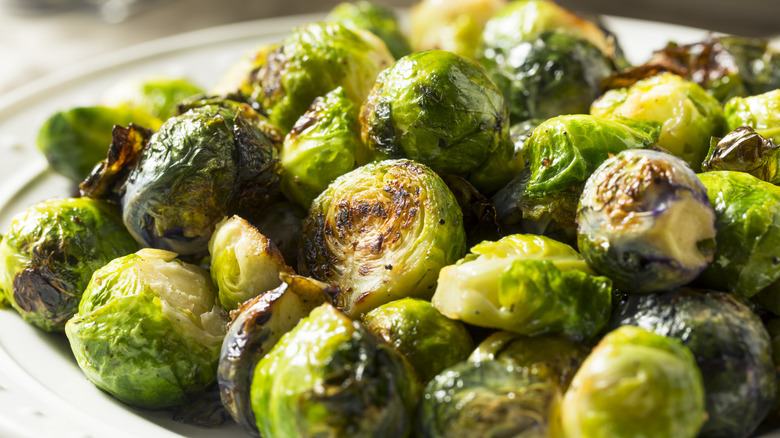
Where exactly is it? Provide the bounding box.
[541,157,551,167]
[384,264,392,270]
[72,216,83,225]
[359,265,372,276]
[438,138,447,148]
[13,266,73,328]
[369,233,384,253]
[439,218,445,225]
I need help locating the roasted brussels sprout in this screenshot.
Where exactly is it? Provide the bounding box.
[697,171,780,298]
[260,22,393,132]
[363,298,474,383]
[360,50,519,193]
[299,159,467,317]
[432,234,612,341]
[478,31,617,124]
[37,106,161,183]
[591,72,723,171]
[327,1,411,59]
[210,43,279,107]
[102,76,204,120]
[280,87,359,208]
[702,126,780,183]
[0,198,138,331]
[251,302,418,438]
[611,289,776,438]
[724,89,780,144]
[417,359,561,438]
[409,0,505,59]
[469,331,589,389]
[577,149,717,293]
[560,325,705,438]
[65,248,228,409]
[218,274,335,436]
[208,215,293,311]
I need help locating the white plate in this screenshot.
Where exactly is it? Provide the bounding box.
[0,12,775,438]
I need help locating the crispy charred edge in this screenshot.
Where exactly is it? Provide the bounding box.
[258,46,287,108]
[178,97,283,145]
[230,112,283,215]
[703,126,779,179]
[79,123,153,202]
[287,95,326,142]
[13,265,74,330]
[360,77,403,158]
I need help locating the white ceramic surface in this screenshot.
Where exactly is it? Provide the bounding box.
[0,12,775,438]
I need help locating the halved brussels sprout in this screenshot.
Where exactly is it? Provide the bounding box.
[612,289,776,438]
[360,49,519,193]
[208,215,293,311]
[299,159,467,317]
[259,22,393,132]
[702,126,780,183]
[280,87,359,208]
[65,248,228,409]
[561,325,705,438]
[417,359,562,438]
[697,171,780,298]
[327,1,411,60]
[0,198,138,331]
[577,149,717,293]
[432,234,612,341]
[591,72,724,171]
[363,298,474,383]
[218,274,335,437]
[37,106,161,183]
[478,31,617,124]
[409,0,505,59]
[250,302,418,438]
[724,89,780,145]
[102,76,204,120]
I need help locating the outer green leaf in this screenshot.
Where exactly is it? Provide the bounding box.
[327,1,411,59]
[724,89,780,145]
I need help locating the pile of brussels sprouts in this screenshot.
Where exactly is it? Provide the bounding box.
[7,0,780,436]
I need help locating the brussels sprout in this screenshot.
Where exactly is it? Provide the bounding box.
[0,198,138,331]
[577,149,717,293]
[102,76,204,120]
[724,89,780,145]
[479,31,617,124]
[697,171,780,298]
[440,174,503,247]
[218,274,335,437]
[250,200,307,267]
[280,87,359,208]
[37,106,161,183]
[299,159,467,317]
[409,0,505,59]
[591,72,724,171]
[417,359,562,438]
[208,215,293,311]
[523,114,661,198]
[65,248,228,409]
[85,103,282,257]
[363,298,474,383]
[432,234,612,341]
[702,126,780,183]
[251,302,418,438]
[560,325,705,438]
[210,43,279,106]
[611,289,776,438]
[259,22,393,132]
[360,50,519,193]
[327,1,411,60]
[469,331,589,389]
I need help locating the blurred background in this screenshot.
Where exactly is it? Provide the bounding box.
[1,0,779,96]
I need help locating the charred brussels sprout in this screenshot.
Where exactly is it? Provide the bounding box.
[724,89,780,145]
[478,31,617,124]
[327,1,411,60]
[280,87,359,208]
[250,302,418,438]
[37,106,160,183]
[577,149,716,293]
[360,50,518,193]
[702,126,780,183]
[363,298,473,383]
[208,215,293,311]
[210,43,278,106]
[591,72,723,171]
[218,274,334,437]
[260,22,393,132]
[697,171,780,298]
[432,234,612,341]
[611,289,776,438]
[417,359,562,438]
[0,198,137,331]
[561,325,705,438]
[299,159,466,317]
[102,76,204,120]
[65,249,228,409]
